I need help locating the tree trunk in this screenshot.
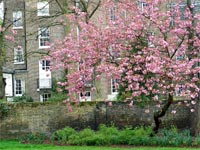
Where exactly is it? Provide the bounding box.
[153,94,174,134]
[0,33,5,99]
[0,72,5,99]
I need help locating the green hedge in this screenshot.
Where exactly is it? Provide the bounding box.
[49,125,200,147]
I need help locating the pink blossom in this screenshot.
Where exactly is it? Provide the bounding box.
[108,102,112,106]
[145,109,150,113]
[191,100,196,105]
[171,110,176,114]
[153,95,158,101]
[190,109,195,112]
[47,0,200,115]
[129,101,133,107]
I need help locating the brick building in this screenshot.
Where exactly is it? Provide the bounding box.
[2,0,66,101]
[0,0,118,102]
[2,0,198,102]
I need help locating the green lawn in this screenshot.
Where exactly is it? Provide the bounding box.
[0,140,200,150]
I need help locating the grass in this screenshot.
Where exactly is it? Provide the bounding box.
[1,140,200,150]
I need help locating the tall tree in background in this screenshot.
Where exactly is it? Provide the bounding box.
[0,0,11,99]
[49,0,200,132]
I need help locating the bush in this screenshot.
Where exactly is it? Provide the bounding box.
[68,128,96,145]
[20,132,47,144]
[48,93,68,102]
[13,94,33,102]
[194,134,200,146]
[152,127,193,147]
[127,126,153,146]
[51,126,76,143]
[0,102,10,118]
[117,127,135,144]
[50,125,195,147]
[97,124,120,145]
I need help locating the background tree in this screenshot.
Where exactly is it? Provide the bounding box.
[48,0,200,133]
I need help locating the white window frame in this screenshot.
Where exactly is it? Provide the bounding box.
[176,55,184,61]
[138,1,148,11]
[13,11,23,29]
[38,27,50,49]
[15,79,25,96]
[14,47,24,64]
[40,93,51,102]
[0,1,4,21]
[111,79,118,94]
[80,91,91,101]
[41,60,50,71]
[37,1,49,16]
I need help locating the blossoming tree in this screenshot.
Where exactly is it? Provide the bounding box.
[49,0,200,133]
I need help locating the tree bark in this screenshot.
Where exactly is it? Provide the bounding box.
[153,94,174,134]
[0,33,5,99]
[0,67,5,99]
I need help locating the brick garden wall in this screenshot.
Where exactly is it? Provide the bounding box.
[0,101,196,139]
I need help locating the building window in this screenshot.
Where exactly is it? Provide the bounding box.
[110,7,116,21]
[75,0,88,10]
[176,55,184,61]
[169,2,200,23]
[39,27,50,48]
[111,79,118,94]
[80,91,91,101]
[14,47,24,64]
[0,1,4,21]
[15,79,25,96]
[148,32,154,48]
[40,93,51,102]
[37,1,49,16]
[13,11,23,29]
[176,85,183,96]
[138,1,148,11]
[109,46,120,60]
[41,60,50,71]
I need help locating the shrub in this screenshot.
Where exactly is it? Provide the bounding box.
[20,132,47,144]
[13,94,33,102]
[48,93,68,102]
[51,126,76,143]
[97,124,120,145]
[152,128,193,147]
[194,134,200,146]
[50,125,195,147]
[128,126,153,146]
[68,128,95,145]
[0,102,10,119]
[117,127,135,144]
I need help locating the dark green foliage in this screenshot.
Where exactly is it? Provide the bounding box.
[48,93,68,102]
[194,134,200,146]
[49,78,68,102]
[51,127,76,143]
[20,133,47,144]
[13,94,33,102]
[128,126,153,146]
[0,102,10,118]
[152,128,193,146]
[68,128,96,145]
[50,125,195,147]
